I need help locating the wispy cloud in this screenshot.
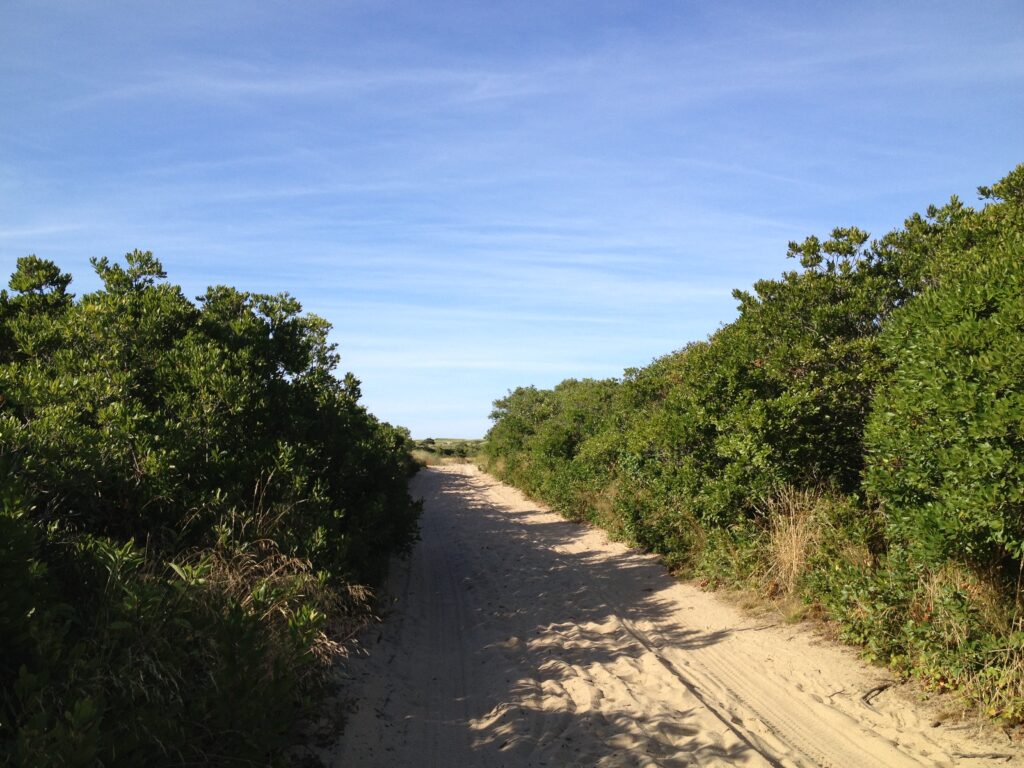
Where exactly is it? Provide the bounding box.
[58,59,558,112]
[4,0,1022,436]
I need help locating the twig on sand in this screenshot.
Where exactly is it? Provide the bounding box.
[952,752,1014,762]
[861,681,895,707]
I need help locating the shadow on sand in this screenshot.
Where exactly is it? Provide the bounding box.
[349,466,769,767]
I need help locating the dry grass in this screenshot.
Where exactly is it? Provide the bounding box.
[181,479,378,688]
[913,563,1010,643]
[978,624,1024,722]
[193,541,372,685]
[412,449,480,467]
[411,448,444,466]
[486,455,508,478]
[910,563,1024,720]
[756,486,824,598]
[577,481,623,537]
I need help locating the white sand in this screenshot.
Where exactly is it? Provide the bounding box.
[329,465,1021,767]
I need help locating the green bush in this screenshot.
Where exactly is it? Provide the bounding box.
[865,201,1024,566]
[484,164,1024,722]
[0,252,420,764]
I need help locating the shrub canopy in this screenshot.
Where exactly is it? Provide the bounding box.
[0,252,419,765]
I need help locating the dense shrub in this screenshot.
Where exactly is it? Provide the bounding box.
[0,252,420,765]
[854,171,1024,719]
[865,176,1024,567]
[484,165,1024,721]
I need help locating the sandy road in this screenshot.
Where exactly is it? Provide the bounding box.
[329,465,1019,767]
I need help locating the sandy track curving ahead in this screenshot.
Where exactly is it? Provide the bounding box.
[329,465,1020,768]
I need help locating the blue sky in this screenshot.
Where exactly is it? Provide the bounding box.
[2,1,1022,437]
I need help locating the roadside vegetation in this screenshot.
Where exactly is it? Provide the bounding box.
[0,252,421,766]
[411,438,485,466]
[483,165,1024,724]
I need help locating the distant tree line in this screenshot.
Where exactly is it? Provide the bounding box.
[0,252,420,765]
[484,165,1024,722]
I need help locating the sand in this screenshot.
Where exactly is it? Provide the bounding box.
[328,464,1021,767]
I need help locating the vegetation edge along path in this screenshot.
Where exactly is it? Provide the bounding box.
[332,464,1019,767]
[483,164,1024,728]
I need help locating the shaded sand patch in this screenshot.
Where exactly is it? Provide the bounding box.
[329,465,1021,767]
